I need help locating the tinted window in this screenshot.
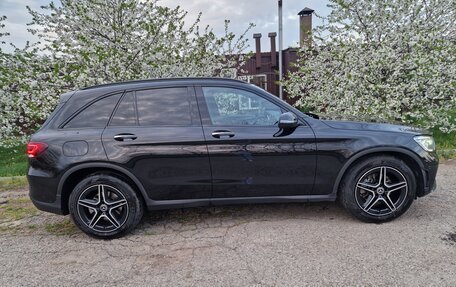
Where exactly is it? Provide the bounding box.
[41,102,64,129]
[110,92,137,126]
[65,93,121,128]
[202,87,281,126]
[136,88,191,126]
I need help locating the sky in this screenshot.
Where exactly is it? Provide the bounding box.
[0,0,331,53]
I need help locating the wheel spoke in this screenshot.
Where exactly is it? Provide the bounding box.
[99,184,108,204]
[379,166,387,187]
[359,167,384,189]
[108,199,127,210]
[386,182,407,193]
[88,211,102,228]
[105,212,120,228]
[78,199,98,210]
[363,195,379,212]
[356,183,377,193]
[381,195,396,212]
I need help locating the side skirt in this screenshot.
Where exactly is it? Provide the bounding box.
[146,194,336,211]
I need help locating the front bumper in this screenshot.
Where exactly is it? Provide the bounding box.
[415,146,438,197]
[419,162,438,197]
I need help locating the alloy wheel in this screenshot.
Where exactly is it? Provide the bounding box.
[354,166,408,216]
[77,184,129,233]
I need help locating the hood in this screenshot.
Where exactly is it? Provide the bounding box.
[321,120,428,135]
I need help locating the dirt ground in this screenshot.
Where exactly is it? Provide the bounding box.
[1,161,455,286]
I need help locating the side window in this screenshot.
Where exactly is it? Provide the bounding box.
[110,92,137,126]
[202,87,282,126]
[136,88,191,126]
[64,93,122,128]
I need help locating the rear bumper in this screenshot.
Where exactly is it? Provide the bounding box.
[30,196,64,215]
[28,168,63,215]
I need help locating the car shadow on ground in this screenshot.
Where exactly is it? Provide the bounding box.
[134,201,356,235]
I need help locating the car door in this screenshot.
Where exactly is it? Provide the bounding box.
[102,86,212,201]
[195,85,316,198]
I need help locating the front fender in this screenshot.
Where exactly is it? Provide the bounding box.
[331,147,426,197]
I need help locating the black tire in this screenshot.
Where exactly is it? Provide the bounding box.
[340,155,416,223]
[69,173,144,239]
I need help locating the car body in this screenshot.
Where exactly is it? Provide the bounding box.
[27,78,438,238]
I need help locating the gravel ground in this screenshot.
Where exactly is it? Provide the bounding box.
[0,161,455,286]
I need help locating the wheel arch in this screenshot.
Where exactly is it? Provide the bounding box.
[332,147,425,198]
[57,162,148,214]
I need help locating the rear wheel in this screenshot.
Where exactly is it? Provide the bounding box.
[340,156,416,222]
[69,173,144,239]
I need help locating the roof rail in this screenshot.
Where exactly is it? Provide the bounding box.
[81,77,246,90]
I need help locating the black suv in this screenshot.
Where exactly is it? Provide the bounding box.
[28,78,438,238]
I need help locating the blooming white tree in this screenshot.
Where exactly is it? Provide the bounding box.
[27,0,252,85]
[0,0,253,145]
[0,44,67,146]
[284,0,456,132]
[0,16,8,46]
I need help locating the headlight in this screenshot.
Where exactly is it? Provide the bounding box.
[414,136,435,152]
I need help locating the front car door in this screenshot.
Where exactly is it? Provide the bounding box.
[195,85,316,198]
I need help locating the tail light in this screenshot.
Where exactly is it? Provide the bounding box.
[26,142,48,158]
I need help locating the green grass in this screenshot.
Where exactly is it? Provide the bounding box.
[0,176,28,191]
[434,130,456,150]
[0,197,38,223]
[44,219,78,236]
[434,129,456,159]
[0,145,28,177]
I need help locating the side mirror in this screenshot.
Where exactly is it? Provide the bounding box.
[278,112,299,129]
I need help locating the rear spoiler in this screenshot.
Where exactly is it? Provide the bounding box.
[59,91,75,103]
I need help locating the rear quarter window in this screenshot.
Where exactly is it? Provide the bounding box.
[64,93,122,128]
[39,102,65,130]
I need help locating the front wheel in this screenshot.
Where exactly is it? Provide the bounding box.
[340,156,416,223]
[69,173,144,239]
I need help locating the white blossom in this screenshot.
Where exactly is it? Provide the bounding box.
[284,0,456,132]
[0,0,253,146]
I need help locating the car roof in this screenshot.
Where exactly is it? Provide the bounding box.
[80,77,247,92]
[53,77,252,128]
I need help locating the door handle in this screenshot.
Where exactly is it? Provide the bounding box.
[211,130,235,139]
[114,134,137,141]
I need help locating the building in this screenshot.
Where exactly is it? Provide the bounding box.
[236,7,314,103]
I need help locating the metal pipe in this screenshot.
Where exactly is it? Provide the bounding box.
[278,0,283,100]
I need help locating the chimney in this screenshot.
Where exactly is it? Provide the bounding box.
[253,33,262,69]
[298,7,314,48]
[268,32,277,67]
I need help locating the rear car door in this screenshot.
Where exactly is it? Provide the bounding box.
[102,86,212,200]
[196,85,316,198]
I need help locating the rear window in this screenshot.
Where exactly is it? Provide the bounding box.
[64,93,122,128]
[136,88,191,126]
